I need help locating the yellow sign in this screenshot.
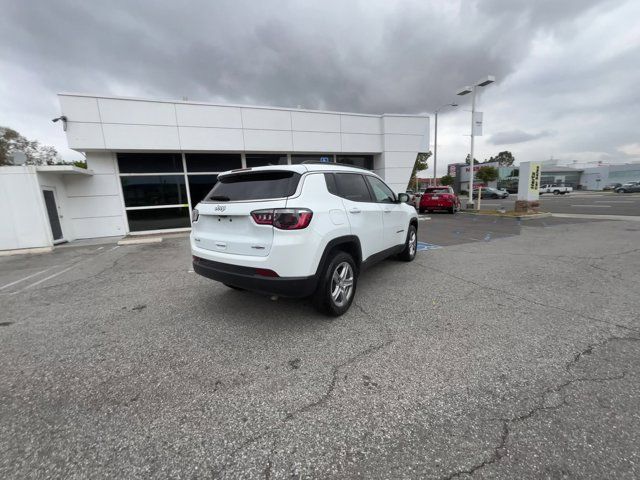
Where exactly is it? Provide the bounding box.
[529,162,541,193]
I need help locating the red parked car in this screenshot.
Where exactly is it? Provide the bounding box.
[419,186,461,214]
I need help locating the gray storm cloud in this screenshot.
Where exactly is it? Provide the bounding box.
[0,0,638,167]
[490,130,554,145]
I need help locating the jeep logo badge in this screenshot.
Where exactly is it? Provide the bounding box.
[214,205,226,212]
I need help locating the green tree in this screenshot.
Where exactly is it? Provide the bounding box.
[440,174,454,186]
[0,126,59,165]
[493,151,515,166]
[407,151,431,190]
[476,165,499,184]
[464,154,479,165]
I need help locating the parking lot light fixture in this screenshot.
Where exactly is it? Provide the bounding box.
[433,103,458,184]
[456,75,496,209]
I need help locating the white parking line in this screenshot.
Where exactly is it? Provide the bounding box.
[0,267,55,290]
[21,263,83,290]
[595,200,633,203]
[571,205,611,208]
[11,245,120,294]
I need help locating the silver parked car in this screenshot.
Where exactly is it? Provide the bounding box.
[615,182,640,193]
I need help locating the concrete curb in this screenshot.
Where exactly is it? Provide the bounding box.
[459,211,553,221]
[0,246,53,256]
[117,237,163,246]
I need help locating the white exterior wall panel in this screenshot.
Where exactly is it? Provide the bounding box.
[341,133,382,153]
[64,172,120,197]
[175,104,243,128]
[59,96,102,123]
[340,115,382,134]
[65,122,106,150]
[102,124,181,150]
[241,108,292,130]
[179,127,245,151]
[292,131,341,152]
[291,112,340,132]
[98,98,177,125]
[244,129,293,151]
[384,134,426,152]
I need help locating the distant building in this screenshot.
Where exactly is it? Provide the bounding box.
[448,158,640,193]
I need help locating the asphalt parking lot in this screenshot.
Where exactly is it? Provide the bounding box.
[472,191,640,216]
[1,216,639,479]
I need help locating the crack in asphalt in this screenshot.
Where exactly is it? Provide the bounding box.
[212,339,394,478]
[441,335,637,479]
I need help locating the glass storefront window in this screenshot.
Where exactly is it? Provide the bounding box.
[336,155,374,170]
[188,175,218,206]
[126,207,191,232]
[185,153,241,172]
[117,153,183,173]
[121,175,188,207]
[290,154,334,165]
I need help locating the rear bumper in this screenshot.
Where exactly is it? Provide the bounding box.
[193,256,318,298]
[421,201,455,208]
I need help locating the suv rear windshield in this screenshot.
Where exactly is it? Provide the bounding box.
[205,171,301,201]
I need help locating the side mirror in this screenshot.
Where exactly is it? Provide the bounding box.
[398,193,410,203]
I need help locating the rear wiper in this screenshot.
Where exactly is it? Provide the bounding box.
[209,195,230,201]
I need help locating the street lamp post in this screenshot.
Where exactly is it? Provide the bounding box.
[433,103,457,185]
[456,75,495,208]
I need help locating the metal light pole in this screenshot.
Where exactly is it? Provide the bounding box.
[433,103,458,185]
[456,75,495,208]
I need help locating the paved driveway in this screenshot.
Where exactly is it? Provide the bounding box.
[1,218,639,478]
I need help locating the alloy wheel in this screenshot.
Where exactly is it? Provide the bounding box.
[331,262,354,308]
[409,230,417,257]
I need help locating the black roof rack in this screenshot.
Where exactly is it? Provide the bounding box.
[300,160,372,171]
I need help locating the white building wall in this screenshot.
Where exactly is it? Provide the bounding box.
[59,95,429,194]
[0,167,52,250]
[56,94,430,241]
[66,152,127,239]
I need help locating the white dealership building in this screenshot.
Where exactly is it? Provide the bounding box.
[0,94,429,252]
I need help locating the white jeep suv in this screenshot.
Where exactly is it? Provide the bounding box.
[191,163,418,316]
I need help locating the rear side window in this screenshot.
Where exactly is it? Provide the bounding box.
[365,176,396,203]
[333,173,372,202]
[205,171,300,201]
[324,173,338,195]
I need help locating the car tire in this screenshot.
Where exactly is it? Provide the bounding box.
[224,283,245,291]
[448,206,455,214]
[419,208,425,214]
[398,224,418,262]
[553,190,560,195]
[618,189,626,193]
[312,251,357,317]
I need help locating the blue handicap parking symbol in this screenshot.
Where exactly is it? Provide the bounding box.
[416,242,441,252]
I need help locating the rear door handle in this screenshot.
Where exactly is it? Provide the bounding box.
[349,207,361,214]
[383,209,391,213]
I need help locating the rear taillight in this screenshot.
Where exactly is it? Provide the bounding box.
[251,209,313,230]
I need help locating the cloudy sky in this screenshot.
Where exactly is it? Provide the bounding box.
[1,0,639,175]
